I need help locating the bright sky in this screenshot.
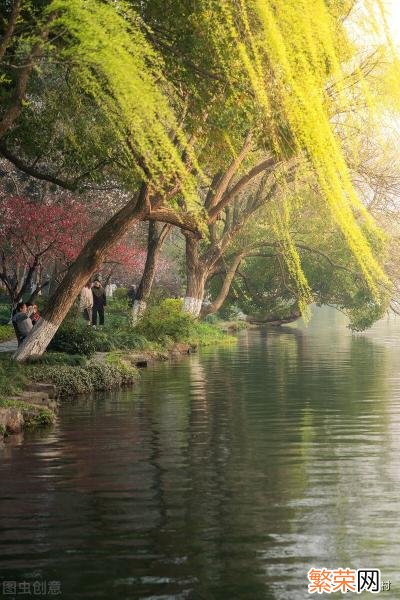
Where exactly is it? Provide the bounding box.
[349,1,400,50]
[383,0,400,45]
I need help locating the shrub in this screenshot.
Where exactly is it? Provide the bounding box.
[113,287,128,301]
[48,316,157,356]
[135,298,236,347]
[106,352,138,383]
[92,330,114,352]
[0,303,10,324]
[28,359,138,398]
[22,406,55,429]
[28,352,87,366]
[28,365,93,397]
[136,298,196,343]
[85,362,123,389]
[49,322,98,356]
[107,328,153,351]
[108,288,129,314]
[0,399,55,430]
[203,313,219,324]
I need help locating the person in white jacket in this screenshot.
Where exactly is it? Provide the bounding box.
[80,282,93,325]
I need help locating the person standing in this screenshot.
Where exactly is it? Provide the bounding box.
[92,279,107,326]
[80,282,93,326]
[105,282,117,298]
[127,284,137,307]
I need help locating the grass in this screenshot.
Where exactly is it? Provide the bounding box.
[28,352,87,366]
[28,358,138,398]
[0,397,55,432]
[0,354,55,438]
[0,346,138,401]
[0,324,14,342]
[185,321,236,346]
[0,357,54,435]
[0,353,28,397]
[105,351,139,376]
[0,299,241,404]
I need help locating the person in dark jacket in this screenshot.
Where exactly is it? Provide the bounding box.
[91,279,106,326]
[12,302,33,345]
[127,284,137,307]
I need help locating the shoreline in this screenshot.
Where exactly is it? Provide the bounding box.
[0,342,202,443]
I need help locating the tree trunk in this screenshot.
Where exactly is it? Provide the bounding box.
[131,299,148,324]
[0,14,56,139]
[246,311,301,325]
[183,233,207,316]
[27,280,49,305]
[131,222,171,324]
[0,0,21,61]
[201,252,244,317]
[13,184,150,361]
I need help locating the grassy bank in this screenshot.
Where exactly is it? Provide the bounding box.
[0,354,58,439]
[0,352,138,400]
[45,298,237,356]
[0,397,55,434]
[0,352,139,440]
[0,298,242,439]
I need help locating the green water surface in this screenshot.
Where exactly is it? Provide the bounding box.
[1,308,399,599]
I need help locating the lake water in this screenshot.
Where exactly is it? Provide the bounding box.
[1,308,400,599]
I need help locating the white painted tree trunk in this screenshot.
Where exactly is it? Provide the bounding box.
[13,318,58,362]
[131,299,147,325]
[183,296,202,316]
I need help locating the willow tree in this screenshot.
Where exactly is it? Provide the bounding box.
[204,110,399,327]
[4,0,398,358]
[4,0,205,360]
[178,134,289,315]
[4,0,254,359]
[131,222,172,323]
[200,0,396,309]
[222,188,391,331]
[179,0,395,318]
[196,113,398,322]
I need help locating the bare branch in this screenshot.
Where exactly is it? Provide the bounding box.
[206,131,253,211]
[209,156,277,222]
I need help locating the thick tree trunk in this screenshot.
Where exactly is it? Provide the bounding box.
[131,222,171,324]
[131,299,148,323]
[201,252,244,317]
[183,234,207,316]
[14,184,150,361]
[246,311,301,325]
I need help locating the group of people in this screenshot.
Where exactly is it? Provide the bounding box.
[80,279,107,327]
[11,279,113,347]
[10,279,108,347]
[12,302,40,345]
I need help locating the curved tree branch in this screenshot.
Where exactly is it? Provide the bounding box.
[0,13,57,138]
[0,0,21,61]
[209,156,277,222]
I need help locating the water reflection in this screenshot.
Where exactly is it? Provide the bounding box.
[1,312,400,599]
